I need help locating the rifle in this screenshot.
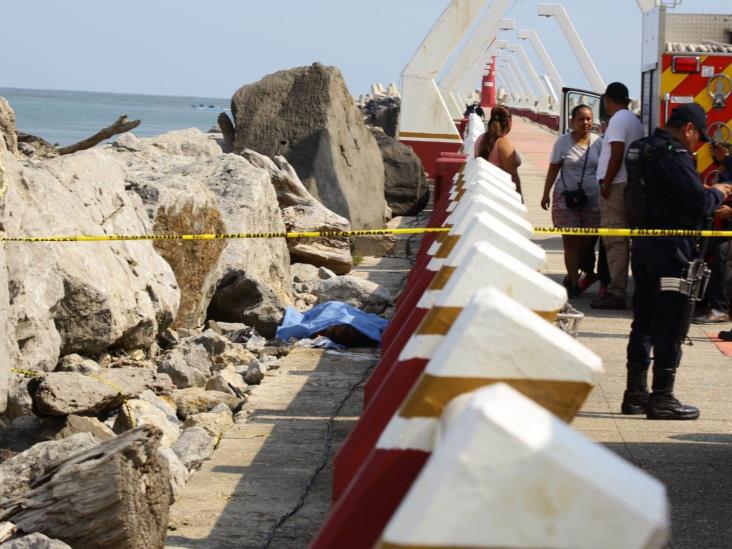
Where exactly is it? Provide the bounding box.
[661,218,713,342]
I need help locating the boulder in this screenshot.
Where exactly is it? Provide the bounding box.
[28,369,173,416]
[0,186,11,414]
[4,376,32,421]
[55,354,100,375]
[0,433,99,505]
[158,447,189,501]
[1,533,71,549]
[113,397,180,448]
[199,155,292,337]
[205,368,248,397]
[118,131,291,333]
[172,427,215,471]
[205,320,251,342]
[2,148,180,372]
[369,127,428,216]
[315,276,392,314]
[241,149,352,274]
[230,63,387,229]
[157,341,213,389]
[0,97,17,155]
[0,415,113,457]
[182,404,233,440]
[173,388,244,419]
[242,361,264,386]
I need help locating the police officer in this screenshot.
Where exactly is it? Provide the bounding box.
[623,103,732,420]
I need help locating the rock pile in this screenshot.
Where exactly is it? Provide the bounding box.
[0,74,400,545]
[361,95,401,138]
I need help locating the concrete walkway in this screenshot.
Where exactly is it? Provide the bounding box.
[165,253,411,549]
[513,116,732,549]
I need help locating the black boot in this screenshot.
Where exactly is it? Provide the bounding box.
[621,364,649,415]
[647,367,700,420]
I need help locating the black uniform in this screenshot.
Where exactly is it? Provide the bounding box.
[625,127,724,418]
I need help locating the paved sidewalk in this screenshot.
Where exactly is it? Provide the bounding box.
[513,116,732,548]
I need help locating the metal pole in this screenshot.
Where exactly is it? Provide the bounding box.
[517,28,565,98]
[507,43,552,109]
[538,3,606,93]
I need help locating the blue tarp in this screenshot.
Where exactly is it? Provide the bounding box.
[276,301,389,344]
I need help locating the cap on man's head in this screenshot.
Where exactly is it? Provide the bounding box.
[667,103,710,142]
[604,82,630,105]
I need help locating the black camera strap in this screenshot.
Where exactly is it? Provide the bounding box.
[560,137,591,193]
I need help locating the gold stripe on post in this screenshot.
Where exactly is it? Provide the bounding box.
[399,374,593,422]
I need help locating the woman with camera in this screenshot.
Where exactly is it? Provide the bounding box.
[541,104,603,297]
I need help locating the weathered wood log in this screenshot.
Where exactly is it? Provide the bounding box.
[57,115,141,155]
[0,425,172,549]
[217,112,236,153]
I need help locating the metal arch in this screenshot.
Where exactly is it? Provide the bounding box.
[538,3,606,93]
[517,29,565,98]
[506,42,554,109]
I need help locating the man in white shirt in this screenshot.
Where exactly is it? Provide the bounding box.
[591,82,644,309]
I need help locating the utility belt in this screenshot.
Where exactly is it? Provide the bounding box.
[660,256,711,340]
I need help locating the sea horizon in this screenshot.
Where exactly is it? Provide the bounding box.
[0,86,232,147]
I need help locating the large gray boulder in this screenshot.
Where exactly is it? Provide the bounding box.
[230,63,388,229]
[369,127,428,216]
[117,130,292,334]
[1,148,180,372]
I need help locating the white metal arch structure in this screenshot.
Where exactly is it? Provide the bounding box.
[517,29,565,100]
[506,42,552,109]
[398,0,489,177]
[505,55,539,107]
[498,64,520,103]
[502,56,536,105]
[538,3,606,93]
[498,58,528,104]
[439,12,515,111]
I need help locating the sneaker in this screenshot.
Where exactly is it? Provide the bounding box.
[577,273,598,294]
[590,294,626,310]
[691,309,730,324]
[598,283,608,298]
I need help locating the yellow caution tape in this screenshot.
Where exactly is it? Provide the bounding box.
[0,228,449,243]
[11,367,44,377]
[532,227,732,238]
[0,226,730,242]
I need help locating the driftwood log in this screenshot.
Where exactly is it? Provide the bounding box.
[0,425,172,549]
[57,115,141,155]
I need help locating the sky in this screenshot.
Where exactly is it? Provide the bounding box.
[0,0,729,100]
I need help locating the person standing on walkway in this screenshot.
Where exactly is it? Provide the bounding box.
[623,104,732,420]
[694,143,732,324]
[541,104,602,296]
[475,106,523,199]
[592,83,644,309]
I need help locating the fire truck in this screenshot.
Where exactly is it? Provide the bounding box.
[561,5,732,183]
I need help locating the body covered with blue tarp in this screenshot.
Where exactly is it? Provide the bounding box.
[276,301,388,344]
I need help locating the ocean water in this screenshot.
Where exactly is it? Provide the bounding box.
[0,87,230,147]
